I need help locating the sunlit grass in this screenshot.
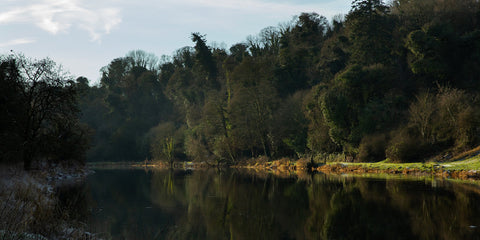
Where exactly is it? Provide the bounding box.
[325,156,480,172]
[441,156,480,170]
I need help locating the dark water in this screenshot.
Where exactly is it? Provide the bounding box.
[63,169,480,240]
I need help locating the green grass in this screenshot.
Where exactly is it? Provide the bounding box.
[331,161,433,171]
[440,156,480,171]
[86,155,480,173]
[327,156,480,172]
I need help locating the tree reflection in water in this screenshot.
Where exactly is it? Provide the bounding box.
[75,169,480,240]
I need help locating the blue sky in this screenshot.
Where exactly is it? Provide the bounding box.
[0,0,351,84]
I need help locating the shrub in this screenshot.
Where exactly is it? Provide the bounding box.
[312,152,348,164]
[357,134,387,162]
[385,129,430,162]
[455,106,480,150]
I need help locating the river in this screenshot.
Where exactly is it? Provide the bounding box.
[59,169,480,239]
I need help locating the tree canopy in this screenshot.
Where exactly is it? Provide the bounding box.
[34,0,480,164]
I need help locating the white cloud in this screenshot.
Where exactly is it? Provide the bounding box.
[0,38,36,48]
[0,0,122,41]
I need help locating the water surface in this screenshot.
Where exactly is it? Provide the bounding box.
[66,169,480,239]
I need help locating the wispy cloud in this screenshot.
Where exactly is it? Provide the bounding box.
[0,0,122,41]
[0,38,36,48]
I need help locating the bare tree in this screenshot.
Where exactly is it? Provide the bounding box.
[7,54,82,170]
[126,50,159,72]
[409,92,436,143]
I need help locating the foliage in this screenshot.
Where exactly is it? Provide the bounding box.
[346,0,394,65]
[0,54,89,169]
[74,0,480,164]
[386,128,428,163]
[149,122,184,164]
[80,51,172,162]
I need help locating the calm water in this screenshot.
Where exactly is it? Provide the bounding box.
[61,169,480,240]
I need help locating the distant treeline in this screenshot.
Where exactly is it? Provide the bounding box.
[4,0,480,167]
[79,0,480,163]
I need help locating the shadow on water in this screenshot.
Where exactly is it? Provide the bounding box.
[59,169,480,240]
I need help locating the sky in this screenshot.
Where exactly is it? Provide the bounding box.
[0,0,351,84]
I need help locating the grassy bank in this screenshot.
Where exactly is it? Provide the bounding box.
[232,147,480,180]
[87,149,480,181]
[316,156,480,180]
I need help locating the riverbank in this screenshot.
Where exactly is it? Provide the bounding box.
[227,148,480,180]
[232,155,480,181]
[0,163,95,240]
[87,151,480,181]
[316,158,480,180]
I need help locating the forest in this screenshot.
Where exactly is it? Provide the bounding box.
[2,0,480,168]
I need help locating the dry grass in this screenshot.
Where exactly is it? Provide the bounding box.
[0,165,97,240]
[0,171,53,239]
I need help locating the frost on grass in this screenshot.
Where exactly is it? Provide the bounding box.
[0,165,96,240]
[0,168,52,239]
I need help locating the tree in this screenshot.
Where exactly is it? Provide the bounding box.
[126,49,159,71]
[84,51,173,162]
[409,87,480,148]
[0,57,23,163]
[271,92,309,158]
[200,92,236,162]
[191,33,218,88]
[304,85,340,154]
[320,64,401,153]
[0,54,89,169]
[229,58,277,158]
[276,13,329,96]
[404,23,453,85]
[346,0,394,65]
[148,122,177,165]
[392,0,480,34]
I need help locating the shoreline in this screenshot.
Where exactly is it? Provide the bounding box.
[316,162,480,181]
[87,156,480,181]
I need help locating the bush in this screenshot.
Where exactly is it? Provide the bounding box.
[385,129,430,162]
[455,106,480,150]
[357,134,387,162]
[312,152,348,164]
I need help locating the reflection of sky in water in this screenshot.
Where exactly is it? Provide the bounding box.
[69,169,480,239]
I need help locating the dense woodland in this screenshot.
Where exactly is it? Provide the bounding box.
[2,0,480,168]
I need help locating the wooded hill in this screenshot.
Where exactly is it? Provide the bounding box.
[77,0,480,164]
